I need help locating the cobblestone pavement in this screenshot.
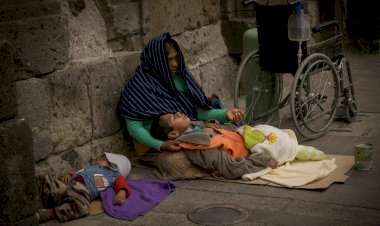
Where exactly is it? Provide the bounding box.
[41,51,380,226]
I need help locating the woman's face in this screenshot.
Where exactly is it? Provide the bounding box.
[167,48,179,75]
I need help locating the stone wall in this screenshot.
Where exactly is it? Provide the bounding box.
[0,0,238,178]
[0,41,38,226]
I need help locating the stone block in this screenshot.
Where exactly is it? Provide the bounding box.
[67,0,111,60]
[68,0,86,16]
[189,67,202,88]
[0,14,69,79]
[87,59,124,138]
[109,35,144,51]
[198,56,236,99]
[61,145,92,169]
[111,2,140,36]
[221,18,256,55]
[0,0,62,22]
[108,0,129,4]
[220,0,237,14]
[255,0,289,5]
[235,9,256,20]
[91,131,133,161]
[16,78,53,162]
[220,0,255,20]
[94,0,142,51]
[174,23,228,67]
[0,40,17,121]
[235,0,255,16]
[141,0,203,43]
[0,119,38,226]
[114,52,142,151]
[47,66,92,153]
[105,2,142,51]
[34,143,92,177]
[114,51,141,83]
[35,131,132,176]
[202,0,221,25]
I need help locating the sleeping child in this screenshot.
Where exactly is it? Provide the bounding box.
[150,112,278,179]
[151,112,326,180]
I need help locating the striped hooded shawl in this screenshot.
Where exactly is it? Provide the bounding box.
[119,32,220,121]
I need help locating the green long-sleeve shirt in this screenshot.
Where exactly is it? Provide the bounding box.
[125,74,228,151]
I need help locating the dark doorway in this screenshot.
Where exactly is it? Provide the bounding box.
[346,0,380,52]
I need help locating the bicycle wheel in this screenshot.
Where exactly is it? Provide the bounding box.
[234,50,282,126]
[290,53,339,139]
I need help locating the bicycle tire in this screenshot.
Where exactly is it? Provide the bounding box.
[290,53,339,139]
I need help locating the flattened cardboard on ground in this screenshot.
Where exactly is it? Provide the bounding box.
[295,155,353,189]
[89,199,104,215]
[208,155,354,189]
[131,153,354,189]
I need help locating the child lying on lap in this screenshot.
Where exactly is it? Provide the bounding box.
[151,112,326,180]
[150,112,278,179]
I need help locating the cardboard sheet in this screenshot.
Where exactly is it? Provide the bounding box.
[89,199,103,215]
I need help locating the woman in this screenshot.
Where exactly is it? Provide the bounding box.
[119,32,244,160]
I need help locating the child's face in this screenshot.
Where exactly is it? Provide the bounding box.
[97,155,111,167]
[161,112,191,135]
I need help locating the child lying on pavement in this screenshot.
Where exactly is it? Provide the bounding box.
[35,152,131,223]
[150,112,278,179]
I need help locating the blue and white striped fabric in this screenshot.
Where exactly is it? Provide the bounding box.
[119,32,220,121]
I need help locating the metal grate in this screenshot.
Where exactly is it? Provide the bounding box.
[187,204,250,225]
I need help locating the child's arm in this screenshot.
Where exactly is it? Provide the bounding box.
[204,119,222,130]
[61,171,75,183]
[113,175,131,205]
[192,119,221,130]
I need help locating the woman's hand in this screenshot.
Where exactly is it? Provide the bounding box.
[160,140,181,152]
[226,109,245,122]
[113,189,126,205]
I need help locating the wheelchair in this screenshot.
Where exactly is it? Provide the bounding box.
[233,0,358,139]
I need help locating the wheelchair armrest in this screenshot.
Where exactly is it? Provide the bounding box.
[312,20,340,34]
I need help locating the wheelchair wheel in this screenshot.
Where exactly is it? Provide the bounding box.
[234,50,282,125]
[339,57,358,123]
[290,53,339,139]
[345,99,358,123]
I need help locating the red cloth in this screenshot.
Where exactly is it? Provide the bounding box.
[114,175,131,197]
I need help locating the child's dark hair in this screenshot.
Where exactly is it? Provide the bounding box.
[150,115,173,140]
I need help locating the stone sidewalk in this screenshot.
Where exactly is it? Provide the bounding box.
[41,51,380,226]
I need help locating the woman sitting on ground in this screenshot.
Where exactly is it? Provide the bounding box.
[118,32,244,166]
